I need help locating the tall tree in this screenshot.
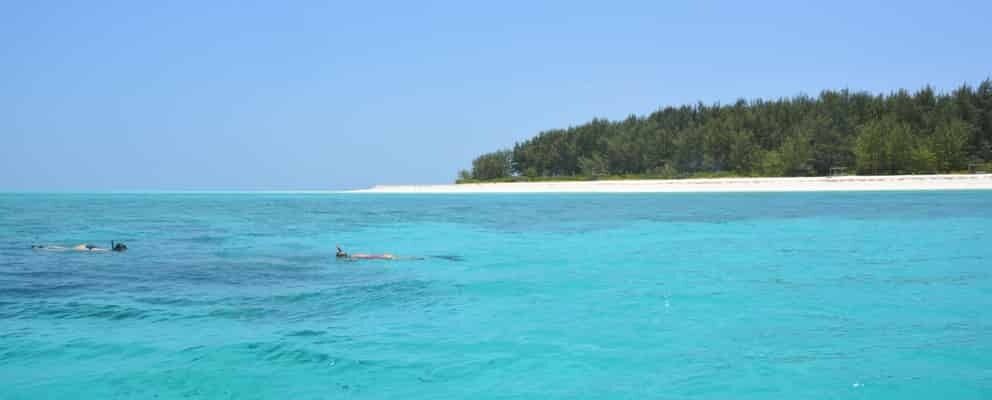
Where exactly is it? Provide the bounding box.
[931,118,971,172]
[471,150,513,180]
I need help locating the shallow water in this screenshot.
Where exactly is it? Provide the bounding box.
[1,192,990,399]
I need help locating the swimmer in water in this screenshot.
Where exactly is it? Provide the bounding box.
[334,245,462,262]
[336,245,396,260]
[32,241,128,252]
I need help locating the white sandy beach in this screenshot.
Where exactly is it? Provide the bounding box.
[352,174,992,193]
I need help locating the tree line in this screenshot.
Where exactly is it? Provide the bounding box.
[462,80,992,181]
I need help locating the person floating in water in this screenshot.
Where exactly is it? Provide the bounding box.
[32,241,127,252]
[335,244,463,262]
[336,244,396,260]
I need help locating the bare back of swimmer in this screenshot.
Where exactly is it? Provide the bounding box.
[333,245,463,262]
[336,245,397,260]
[349,253,396,260]
[33,241,127,252]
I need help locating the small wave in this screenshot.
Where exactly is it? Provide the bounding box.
[285,329,326,337]
[429,255,464,262]
[24,301,155,321]
[205,306,282,320]
[0,282,94,299]
[183,234,227,244]
[272,291,326,304]
[239,341,339,365]
[134,296,204,307]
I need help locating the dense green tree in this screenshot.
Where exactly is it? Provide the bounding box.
[728,130,757,173]
[578,153,608,176]
[470,150,513,180]
[931,118,971,172]
[779,133,814,176]
[758,150,786,176]
[854,119,888,174]
[465,80,992,180]
[855,117,914,174]
[910,145,938,173]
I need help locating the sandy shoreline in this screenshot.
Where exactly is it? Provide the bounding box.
[351,174,992,193]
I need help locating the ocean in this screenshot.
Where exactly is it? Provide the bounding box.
[1,192,990,399]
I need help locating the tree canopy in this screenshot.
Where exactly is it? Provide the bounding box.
[463,80,992,181]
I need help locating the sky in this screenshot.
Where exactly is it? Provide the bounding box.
[1,1,990,190]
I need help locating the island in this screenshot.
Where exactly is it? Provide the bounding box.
[453,80,992,188]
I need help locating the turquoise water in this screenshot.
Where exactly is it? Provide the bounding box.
[1,192,990,399]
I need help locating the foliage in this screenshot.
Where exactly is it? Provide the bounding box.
[779,133,814,176]
[758,150,786,176]
[578,153,608,176]
[910,145,938,174]
[854,116,914,174]
[930,118,971,172]
[470,150,512,180]
[464,80,992,180]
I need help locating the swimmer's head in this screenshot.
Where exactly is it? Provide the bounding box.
[112,241,127,252]
[335,245,347,258]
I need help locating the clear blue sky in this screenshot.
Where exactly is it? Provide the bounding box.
[2,1,990,190]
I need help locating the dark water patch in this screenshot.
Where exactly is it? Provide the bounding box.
[231,279,442,320]
[133,296,207,307]
[163,258,332,287]
[182,234,228,244]
[203,306,283,321]
[1,343,54,362]
[160,278,450,325]
[55,339,159,361]
[0,281,95,299]
[26,301,157,321]
[744,277,816,289]
[169,269,221,284]
[0,256,26,266]
[885,272,991,286]
[236,341,338,365]
[333,279,436,310]
[428,255,464,262]
[285,329,326,337]
[181,345,206,353]
[265,346,334,364]
[0,327,33,339]
[0,270,78,280]
[311,334,357,345]
[271,291,326,304]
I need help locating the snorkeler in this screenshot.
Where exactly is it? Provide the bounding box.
[335,244,461,262]
[335,245,396,260]
[32,241,127,252]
